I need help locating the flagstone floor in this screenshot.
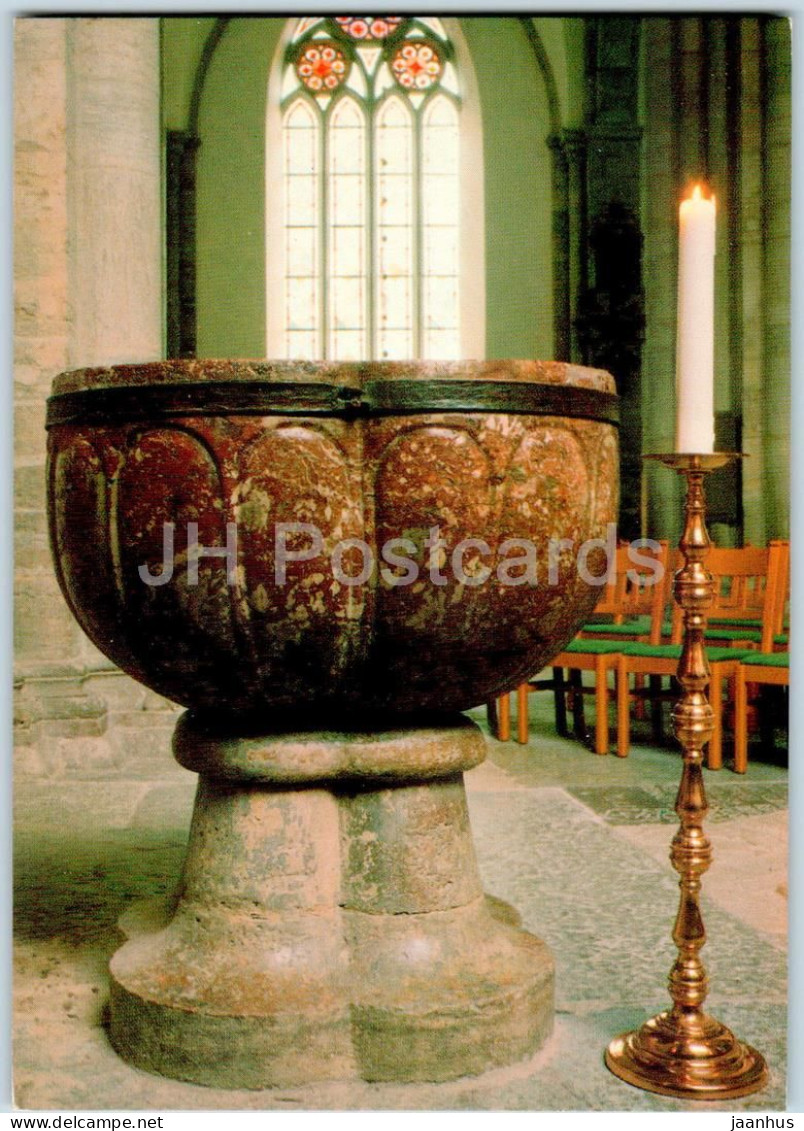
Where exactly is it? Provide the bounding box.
[12,692,789,1112]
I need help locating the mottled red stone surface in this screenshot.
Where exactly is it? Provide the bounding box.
[47,360,618,717]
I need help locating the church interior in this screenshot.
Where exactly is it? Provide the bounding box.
[13,14,791,1112]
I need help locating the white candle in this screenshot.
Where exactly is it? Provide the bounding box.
[675,184,716,453]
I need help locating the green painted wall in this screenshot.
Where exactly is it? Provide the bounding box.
[161,16,217,130]
[194,19,283,357]
[463,18,555,360]
[162,15,565,361]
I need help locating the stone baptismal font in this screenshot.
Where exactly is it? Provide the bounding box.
[46,359,619,1088]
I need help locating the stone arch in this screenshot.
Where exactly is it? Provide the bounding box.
[518,17,562,137]
[185,16,564,361]
[187,17,231,136]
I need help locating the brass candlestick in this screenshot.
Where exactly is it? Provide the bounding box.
[605,452,768,1099]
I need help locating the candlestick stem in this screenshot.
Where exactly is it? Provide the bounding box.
[604,452,767,1098]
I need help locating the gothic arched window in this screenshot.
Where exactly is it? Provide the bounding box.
[277,16,461,361]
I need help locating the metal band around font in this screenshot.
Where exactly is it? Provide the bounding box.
[46,379,620,429]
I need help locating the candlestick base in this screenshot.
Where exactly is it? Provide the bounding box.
[606,1011,768,1099]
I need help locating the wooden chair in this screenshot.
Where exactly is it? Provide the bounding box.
[580,543,630,624]
[734,653,789,773]
[615,541,788,768]
[732,542,790,772]
[506,540,669,753]
[701,545,782,647]
[579,541,669,643]
[488,664,573,743]
[647,544,789,739]
[489,542,630,743]
[636,547,763,733]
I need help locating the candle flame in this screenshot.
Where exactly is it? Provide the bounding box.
[688,183,715,208]
[681,183,717,213]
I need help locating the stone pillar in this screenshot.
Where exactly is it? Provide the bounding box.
[548,135,570,361]
[678,19,705,176]
[707,20,734,414]
[564,128,588,364]
[14,18,163,766]
[166,130,201,358]
[761,17,791,539]
[109,714,555,1088]
[738,18,766,544]
[580,18,644,540]
[640,17,790,546]
[14,19,73,666]
[14,19,94,752]
[548,127,586,363]
[67,17,163,682]
[66,17,162,369]
[641,18,681,541]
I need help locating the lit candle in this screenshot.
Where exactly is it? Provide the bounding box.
[675,184,716,453]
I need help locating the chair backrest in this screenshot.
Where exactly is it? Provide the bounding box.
[707,545,770,620]
[621,540,670,643]
[588,541,669,637]
[590,543,632,622]
[760,540,790,651]
[663,541,788,651]
[664,548,684,644]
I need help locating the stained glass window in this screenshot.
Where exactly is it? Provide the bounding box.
[280,16,461,360]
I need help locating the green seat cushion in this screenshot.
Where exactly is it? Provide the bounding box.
[709,617,761,627]
[740,651,789,669]
[704,627,762,643]
[622,643,754,662]
[562,639,628,656]
[707,616,789,630]
[581,618,652,636]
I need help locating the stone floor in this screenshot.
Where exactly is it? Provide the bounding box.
[12,693,789,1112]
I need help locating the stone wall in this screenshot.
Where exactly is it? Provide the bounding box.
[13,17,176,776]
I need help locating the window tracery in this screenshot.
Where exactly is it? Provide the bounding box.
[280,16,461,360]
